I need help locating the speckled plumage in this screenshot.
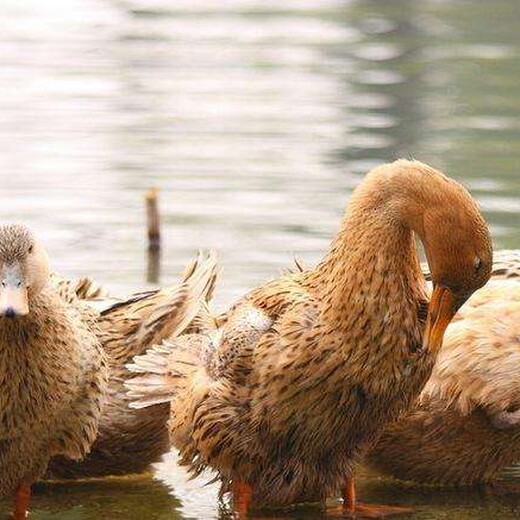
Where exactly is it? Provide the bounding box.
[127,160,492,510]
[46,251,218,479]
[368,278,520,486]
[0,224,109,501]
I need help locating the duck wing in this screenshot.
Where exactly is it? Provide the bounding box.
[126,274,316,408]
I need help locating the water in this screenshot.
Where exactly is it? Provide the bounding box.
[0,0,519,518]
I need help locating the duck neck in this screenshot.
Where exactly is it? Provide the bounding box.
[310,168,430,334]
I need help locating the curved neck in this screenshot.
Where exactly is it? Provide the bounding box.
[309,165,433,323]
[316,211,424,308]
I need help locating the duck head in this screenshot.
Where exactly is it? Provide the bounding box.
[411,168,493,353]
[366,160,493,354]
[0,224,50,318]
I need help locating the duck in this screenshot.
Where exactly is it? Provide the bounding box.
[126,159,492,518]
[367,275,520,487]
[45,251,218,480]
[0,223,109,519]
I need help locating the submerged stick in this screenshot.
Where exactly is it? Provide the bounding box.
[145,187,161,251]
[147,247,161,284]
[145,187,161,284]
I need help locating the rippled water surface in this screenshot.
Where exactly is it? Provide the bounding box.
[0,0,519,518]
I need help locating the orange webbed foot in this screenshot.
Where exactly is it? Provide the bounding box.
[232,481,253,520]
[231,483,286,519]
[329,475,412,518]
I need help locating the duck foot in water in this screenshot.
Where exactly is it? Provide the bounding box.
[11,483,31,520]
[231,481,290,520]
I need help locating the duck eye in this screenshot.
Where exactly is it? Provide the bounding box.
[28,245,33,254]
[475,258,482,271]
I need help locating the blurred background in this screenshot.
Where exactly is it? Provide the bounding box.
[0,0,519,518]
[1,0,518,307]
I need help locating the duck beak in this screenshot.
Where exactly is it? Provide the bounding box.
[0,268,29,318]
[423,285,457,353]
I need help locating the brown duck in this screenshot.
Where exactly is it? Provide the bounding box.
[367,273,520,487]
[46,251,218,479]
[0,224,109,519]
[126,159,492,517]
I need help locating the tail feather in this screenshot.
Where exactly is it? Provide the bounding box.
[73,277,110,300]
[100,251,219,361]
[134,250,219,346]
[184,301,219,336]
[126,334,207,410]
[51,273,110,304]
[126,342,176,408]
[180,250,218,302]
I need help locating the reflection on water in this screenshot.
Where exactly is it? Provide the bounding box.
[0,0,519,518]
[3,467,520,520]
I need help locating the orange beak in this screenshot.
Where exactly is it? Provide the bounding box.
[423,285,457,353]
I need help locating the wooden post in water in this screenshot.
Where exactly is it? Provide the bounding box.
[145,188,161,283]
[145,187,161,251]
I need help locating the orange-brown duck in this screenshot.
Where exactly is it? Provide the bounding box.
[0,224,109,519]
[368,275,520,487]
[127,159,492,518]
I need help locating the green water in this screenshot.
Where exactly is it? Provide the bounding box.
[5,470,520,519]
[0,0,519,518]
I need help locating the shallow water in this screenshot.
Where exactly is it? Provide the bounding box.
[0,0,519,518]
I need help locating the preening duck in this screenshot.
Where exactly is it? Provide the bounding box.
[127,159,492,517]
[43,251,518,484]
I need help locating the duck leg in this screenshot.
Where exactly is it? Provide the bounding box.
[328,477,412,518]
[232,481,253,519]
[12,483,31,520]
